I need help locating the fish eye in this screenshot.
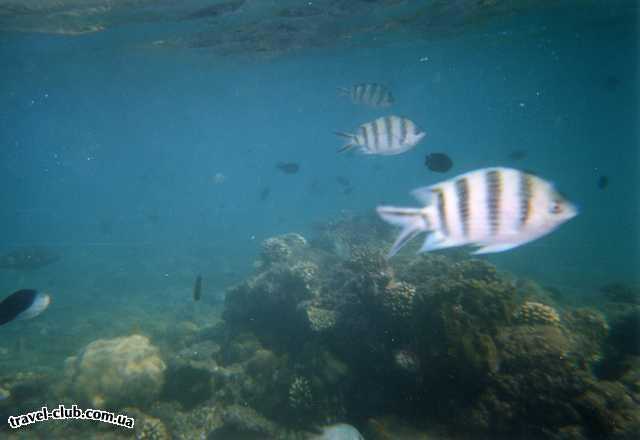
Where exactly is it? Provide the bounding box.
[550,199,564,214]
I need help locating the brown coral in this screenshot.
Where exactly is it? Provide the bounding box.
[514,301,561,326]
[379,280,416,319]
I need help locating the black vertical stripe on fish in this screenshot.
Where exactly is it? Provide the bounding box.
[400,117,408,145]
[432,188,449,236]
[372,120,380,152]
[597,175,609,190]
[455,178,470,237]
[193,275,202,301]
[519,172,533,227]
[384,115,394,149]
[486,169,501,235]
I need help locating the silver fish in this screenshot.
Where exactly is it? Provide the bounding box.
[377,167,577,257]
[336,115,425,155]
[310,423,364,440]
[338,83,394,108]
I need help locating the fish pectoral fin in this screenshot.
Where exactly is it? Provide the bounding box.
[472,242,521,255]
[337,143,356,153]
[388,227,422,258]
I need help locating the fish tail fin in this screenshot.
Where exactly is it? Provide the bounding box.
[337,87,350,96]
[376,206,431,257]
[335,131,357,153]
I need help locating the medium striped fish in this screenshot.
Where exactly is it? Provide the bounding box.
[338,83,394,108]
[336,116,426,155]
[377,167,578,257]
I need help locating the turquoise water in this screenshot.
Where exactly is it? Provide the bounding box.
[0,1,638,439]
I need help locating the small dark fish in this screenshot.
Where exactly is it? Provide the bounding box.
[508,150,528,161]
[276,162,300,174]
[336,176,350,187]
[0,289,51,326]
[425,153,453,173]
[193,275,202,302]
[259,187,271,201]
[0,247,60,271]
[597,175,609,190]
[602,75,620,92]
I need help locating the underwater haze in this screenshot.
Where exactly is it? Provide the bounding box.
[0,1,639,439]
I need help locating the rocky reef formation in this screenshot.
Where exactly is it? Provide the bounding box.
[213,215,640,439]
[44,215,637,440]
[63,334,166,409]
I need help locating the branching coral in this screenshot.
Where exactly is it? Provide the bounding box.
[288,376,313,410]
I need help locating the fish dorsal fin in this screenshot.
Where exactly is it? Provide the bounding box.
[411,186,435,205]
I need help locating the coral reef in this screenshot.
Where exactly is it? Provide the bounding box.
[378,280,416,320]
[393,349,420,374]
[63,334,166,409]
[135,414,170,440]
[209,404,279,439]
[213,222,640,439]
[40,219,631,440]
[162,339,220,409]
[514,301,561,326]
[288,376,313,410]
[259,232,308,267]
[304,305,338,333]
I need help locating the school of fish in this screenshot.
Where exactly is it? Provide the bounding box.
[335,83,578,255]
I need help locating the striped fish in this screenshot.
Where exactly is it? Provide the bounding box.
[338,83,393,108]
[336,116,426,155]
[377,167,578,257]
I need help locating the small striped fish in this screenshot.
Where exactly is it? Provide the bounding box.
[336,115,425,155]
[338,83,393,108]
[377,167,578,257]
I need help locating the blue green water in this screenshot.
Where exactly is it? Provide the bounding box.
[0,1,638,438]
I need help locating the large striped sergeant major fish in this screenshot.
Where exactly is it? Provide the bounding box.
[338,83,394,108]
[336,115,425,155]
[377,167,578,257]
